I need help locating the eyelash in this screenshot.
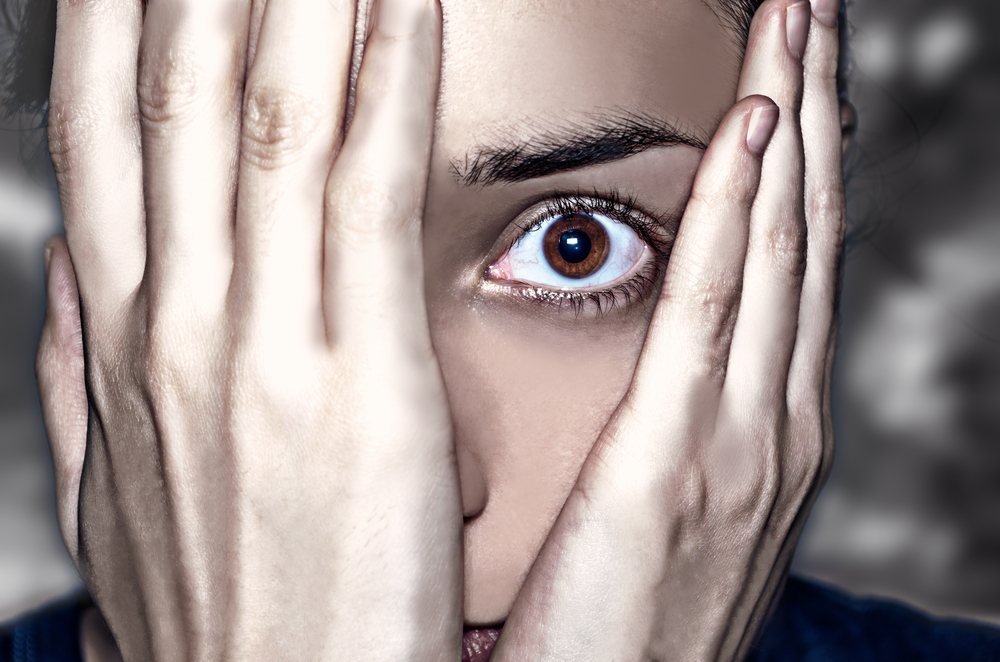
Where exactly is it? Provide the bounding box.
[488,189,675,315]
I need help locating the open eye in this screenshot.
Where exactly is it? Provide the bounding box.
[487,210,651,291]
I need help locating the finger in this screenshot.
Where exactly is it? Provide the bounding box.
[724,0,810,411]
[323,0,441,347]
[231,0,355,348]
[627,96,779,420]
[36,237,88,564]
[139,0,251,314]
[246,0,268,72]
[48,0,144,318]
[491,97,780,662]
[787,0,845,424]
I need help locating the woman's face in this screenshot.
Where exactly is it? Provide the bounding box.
[420,0,744,625]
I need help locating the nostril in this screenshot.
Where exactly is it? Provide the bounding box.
[457,443,488,520]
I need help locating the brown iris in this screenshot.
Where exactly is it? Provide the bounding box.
[542,214,610,279]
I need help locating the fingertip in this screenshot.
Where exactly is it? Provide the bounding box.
[786,1,811,61]
[810,0,839,29]
[374,0,436,38]
[43,235,68,276]
[43,240,54,278]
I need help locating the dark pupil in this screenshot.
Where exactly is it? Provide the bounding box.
[557,229,592,264]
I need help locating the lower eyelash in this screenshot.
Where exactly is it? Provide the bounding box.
[486,256,665,317]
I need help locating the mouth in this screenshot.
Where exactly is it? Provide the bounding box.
[462,627,502,662]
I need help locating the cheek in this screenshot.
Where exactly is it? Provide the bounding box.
[430,302,651,624]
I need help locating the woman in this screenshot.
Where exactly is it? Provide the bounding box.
[2,0,998,659]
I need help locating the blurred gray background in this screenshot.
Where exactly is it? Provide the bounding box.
[1,0,999,625]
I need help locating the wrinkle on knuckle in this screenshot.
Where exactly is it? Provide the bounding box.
[690,276,741,335]
[240,84,319,170]
[807,186,846,233]
[765,220,806,279]
[326,175,411,242]
[137,49,202,129]
[46,100,91,177]
[663,274,741,383]
[689,173,755,225]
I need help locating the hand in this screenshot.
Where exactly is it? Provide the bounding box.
[492,0,844,659]
[36,0,462,659]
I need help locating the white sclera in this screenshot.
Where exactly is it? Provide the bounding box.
[492,212,649,290]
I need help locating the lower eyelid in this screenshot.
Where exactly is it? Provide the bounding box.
[482,253,664,316]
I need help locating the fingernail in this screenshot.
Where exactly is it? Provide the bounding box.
[810,0,839,28]
[43,241,53,278]
[786,1,811,61]
[746,104,779,155]
[376,0,427,37]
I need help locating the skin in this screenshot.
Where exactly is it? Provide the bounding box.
[426,0,736,623]
[34,0,848,659]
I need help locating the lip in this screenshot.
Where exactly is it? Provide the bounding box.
[462,627,502,662]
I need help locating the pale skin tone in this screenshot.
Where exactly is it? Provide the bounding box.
[34,0,848,659]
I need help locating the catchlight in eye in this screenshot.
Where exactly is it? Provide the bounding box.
[543,214,609,278]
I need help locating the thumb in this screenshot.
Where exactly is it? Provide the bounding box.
[36,236,87,565]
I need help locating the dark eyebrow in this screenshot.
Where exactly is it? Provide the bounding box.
[451,112,710,187]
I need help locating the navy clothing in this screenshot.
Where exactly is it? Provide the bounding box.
[0,593,85,662]
[3,577,999,661]
[749,578,1000,661]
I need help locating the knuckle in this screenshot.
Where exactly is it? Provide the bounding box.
[672,461,711,525]
[139,303,214,401]
[765,220,806,279]
[663,274,741,382]
[326,172,413,242]
[808,185,847,233]
[137,49,201,128]
[46,99,90,177]
[721,441,782,522]
[789,414,831,488]
[690,276,742,333]
[689,165,758,221]
[142,326,184,393]
[240,84,320,170]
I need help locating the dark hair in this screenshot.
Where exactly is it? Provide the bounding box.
[1,0,54,117]
[0,0,849,120]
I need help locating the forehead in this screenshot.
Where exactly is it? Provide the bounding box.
[437,0,743,146]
